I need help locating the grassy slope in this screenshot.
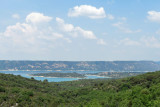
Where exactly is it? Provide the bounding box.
[0,71,160,107]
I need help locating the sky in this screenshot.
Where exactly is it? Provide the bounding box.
[0,0,160,61]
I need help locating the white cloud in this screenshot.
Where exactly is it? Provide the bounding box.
[56,17,74,32]
[147,11,160,23]
[56,17,106,45]
[68,5,106,19]
[75,27,97,39]
[2,22,68,47]
[0,13,71,53]
[56,17,97,39]
[0,12,106,55]
[12,14,20,19]
[26,12,52,24]
[112,22,141,33]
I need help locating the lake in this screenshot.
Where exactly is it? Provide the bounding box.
[0,70,108,82]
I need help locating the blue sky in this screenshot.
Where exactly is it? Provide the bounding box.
[0,0,160,61]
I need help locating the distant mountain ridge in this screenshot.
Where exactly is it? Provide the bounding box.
[0,60,160,71]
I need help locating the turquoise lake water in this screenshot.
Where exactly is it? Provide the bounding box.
[0,71,108,82]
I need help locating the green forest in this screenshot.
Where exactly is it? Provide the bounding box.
[1,71,160,107]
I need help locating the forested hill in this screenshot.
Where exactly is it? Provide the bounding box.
[1,71,160,106]
[0,60,160,71]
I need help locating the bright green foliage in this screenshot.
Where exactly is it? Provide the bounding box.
[1,71,160,106]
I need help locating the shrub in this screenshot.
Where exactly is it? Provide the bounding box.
[0,86,5,92]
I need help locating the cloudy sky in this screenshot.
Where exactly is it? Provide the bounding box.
[0,0,160,61]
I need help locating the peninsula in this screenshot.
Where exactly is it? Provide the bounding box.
[31,72,86,78]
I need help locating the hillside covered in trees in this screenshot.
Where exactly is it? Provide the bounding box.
[0,60,160,71]
[1,71,160,106]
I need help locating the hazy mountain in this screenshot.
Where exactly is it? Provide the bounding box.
[0,60,160,71]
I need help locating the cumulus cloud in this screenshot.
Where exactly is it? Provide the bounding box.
[56,17,74,32]
[12,14,20,19]
[56,17,100,40]
[56,17,106,45]
[0,12,71,53]
[2,22,69,48]
[75,27,97,39]
[147,11,160,23]
[0,12,106,55]
[26,12,52,24]
[68,5,107,19]
[112,22,141,34]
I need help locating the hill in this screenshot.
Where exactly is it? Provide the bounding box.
[1,71,160,106]
[0,60,160,71]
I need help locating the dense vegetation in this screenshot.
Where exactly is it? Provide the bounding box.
[31,72,86,78]
[1,71,160,106]
[0,60,160,71]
